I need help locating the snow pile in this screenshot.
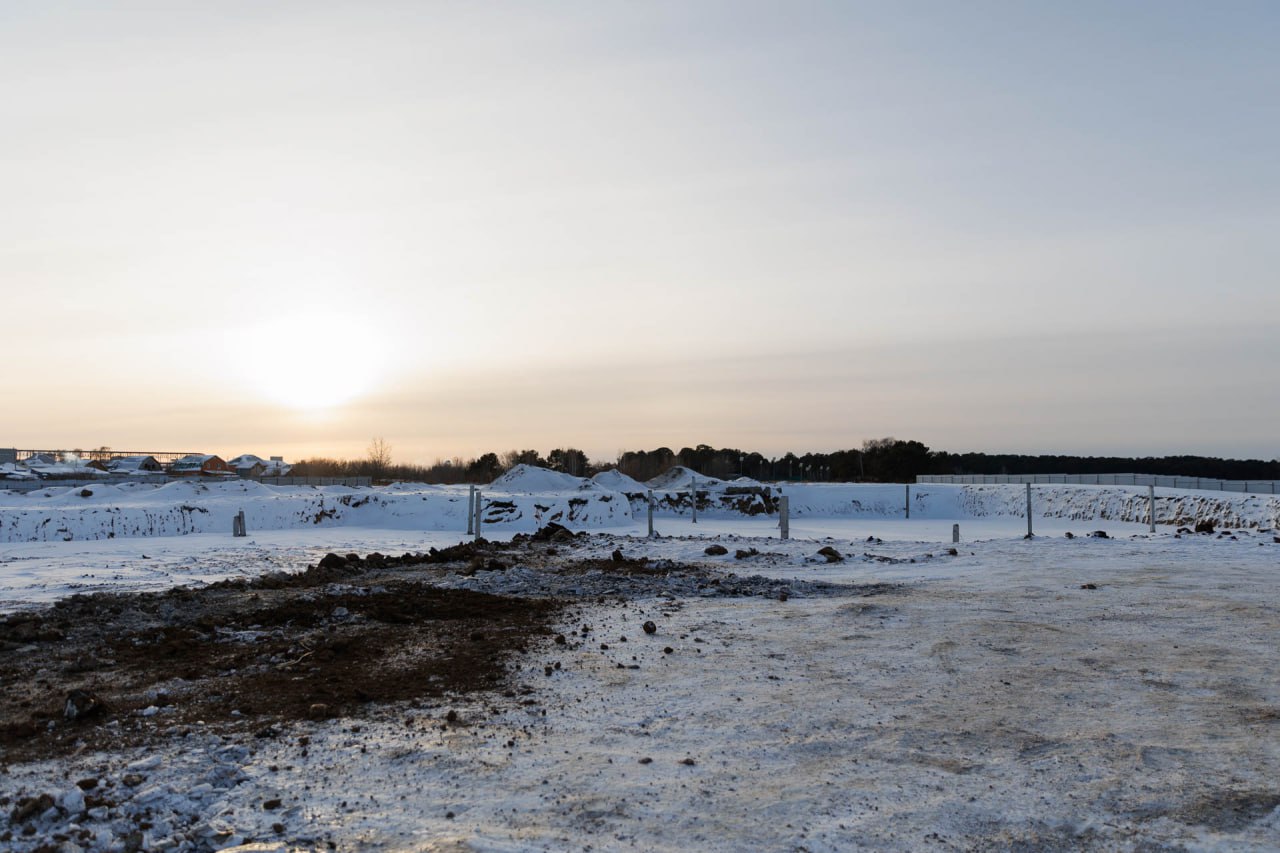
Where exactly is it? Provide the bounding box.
[488,464,598,493]
[645,466,724,491]
[590,468,649,494]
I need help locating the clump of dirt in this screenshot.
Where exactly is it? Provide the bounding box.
[0,564,565,762]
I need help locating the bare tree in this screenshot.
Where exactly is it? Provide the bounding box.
[367,437,393,479]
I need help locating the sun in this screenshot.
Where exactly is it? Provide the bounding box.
[228,314,389,414]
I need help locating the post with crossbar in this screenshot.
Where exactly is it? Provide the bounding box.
[1148,485,1156,533]
[473,490,482,541]
[647,490,655,538]
[780,495,790,540]
[690,477,698,524]
[466,485,475,535]
[1026,482,1033,538]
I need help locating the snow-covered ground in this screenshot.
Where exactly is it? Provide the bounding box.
[2,478,1279,851]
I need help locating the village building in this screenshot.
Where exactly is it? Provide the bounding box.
[106,455,164,475]
[228,454,292,477]
[169,454,233,477]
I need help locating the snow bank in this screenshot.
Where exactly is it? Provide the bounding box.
[0,479,632,543]
[2,480,1276,544]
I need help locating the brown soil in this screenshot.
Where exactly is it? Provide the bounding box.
[0,557,565,763]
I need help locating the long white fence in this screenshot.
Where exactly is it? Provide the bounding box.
[918,473,1280,495]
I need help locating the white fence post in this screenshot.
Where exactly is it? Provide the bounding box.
[952,523,960,543]
[780,495,790,540]
[466,484,475,535]
[473,489,482,541]
[1149,485,1156,533]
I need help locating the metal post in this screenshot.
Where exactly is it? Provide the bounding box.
[780,495,790,540]
[690,477,697,524]
[952,523,959,543]
[473,489,482,541]
[647,489,655,538]
[905,484,910,519]
[466,484,475,535]
[1148,485,1156,533]
[1026,482,1033,537]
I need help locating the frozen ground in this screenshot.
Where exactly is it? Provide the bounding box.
[2,482,1279,851]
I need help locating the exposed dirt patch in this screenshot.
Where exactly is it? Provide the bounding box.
[0,564,564,762]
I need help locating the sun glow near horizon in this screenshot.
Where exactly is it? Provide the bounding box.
[225,314,394,415]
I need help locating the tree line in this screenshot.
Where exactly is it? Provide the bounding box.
[288,438,1280,485]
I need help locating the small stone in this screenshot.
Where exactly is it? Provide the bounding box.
[308,703,329,720]
[1081,583,1097,590]
[679,757,696,766]
[663,647,673,654]
[64,689,106,721]
[703,544,728,556]
[642,621,657,635]
[263,798,282,810]
[446,709,458,723]
[638,757,653,764]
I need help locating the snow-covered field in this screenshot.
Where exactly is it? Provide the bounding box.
[2,476,1279,851]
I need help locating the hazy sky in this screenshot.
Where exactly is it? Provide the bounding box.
[4,1,1277,464]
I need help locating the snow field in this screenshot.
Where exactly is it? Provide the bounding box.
[3,530,1278,851]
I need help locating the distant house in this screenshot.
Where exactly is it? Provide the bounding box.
[228,454,265,477]
[1,462,38,481]
[107,455,164,475]
[228,454,291,478]
[23,453,106,479]
[169,454,233,477]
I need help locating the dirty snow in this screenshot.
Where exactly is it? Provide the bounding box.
[2,479,1279,851]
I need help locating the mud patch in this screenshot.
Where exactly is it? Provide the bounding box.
[0,576,564,762]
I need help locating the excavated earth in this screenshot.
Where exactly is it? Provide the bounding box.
[0,528,883,766]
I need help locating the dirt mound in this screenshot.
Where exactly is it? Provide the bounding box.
[0,577,564,762]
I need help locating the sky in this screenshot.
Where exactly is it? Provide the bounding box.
[3,1,1278,465]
